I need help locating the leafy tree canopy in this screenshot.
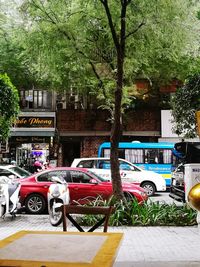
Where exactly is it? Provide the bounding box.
[0,0,38,90]
[2,0,200,199]
[13,0,200,101]
[171,74,200,138]
[0,74,19,140]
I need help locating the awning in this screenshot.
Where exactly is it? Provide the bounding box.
[10,128,55,137]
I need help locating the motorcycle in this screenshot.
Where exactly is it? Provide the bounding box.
[0,176,21,219]
[48,176,70,226]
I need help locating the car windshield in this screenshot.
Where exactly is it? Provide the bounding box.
[87,170,108,182]
[9,166,31,178]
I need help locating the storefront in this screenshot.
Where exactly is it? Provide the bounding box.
[7,112,56,171]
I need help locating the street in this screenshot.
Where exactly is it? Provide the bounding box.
[149,191,183,205]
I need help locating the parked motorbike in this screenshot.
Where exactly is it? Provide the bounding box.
[48,176,70,226]
[0,176,21,219]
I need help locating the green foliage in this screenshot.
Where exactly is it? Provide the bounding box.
[0,0,199,115]
[10,0,199,99]
[76,196,197,227]
[1,0,199,97]
[0,74,19,139]
[0,0,35,90]
[171,74,200,138]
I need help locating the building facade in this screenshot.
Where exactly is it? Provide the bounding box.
[56,108,160,166]
[0,80,183,168]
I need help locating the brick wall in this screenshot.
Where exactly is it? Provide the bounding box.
[57,109,160,133]
[81,136,109,157]
[57,110,111,131]
[124,110,160,131]
[57,109,160,160]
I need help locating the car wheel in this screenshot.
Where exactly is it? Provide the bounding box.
[141,182,156,196]
[25,194,46,214]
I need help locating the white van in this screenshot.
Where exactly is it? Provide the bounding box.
[71,157,166,196]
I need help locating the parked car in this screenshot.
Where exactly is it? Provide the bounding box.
[0,165,31,180]
[71,158,166,196]
[18,167,148,214]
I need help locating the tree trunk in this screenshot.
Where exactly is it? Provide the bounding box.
[101,0,128,200]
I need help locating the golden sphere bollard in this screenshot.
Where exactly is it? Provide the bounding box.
[188,184,200,229]
[188,183,200,211]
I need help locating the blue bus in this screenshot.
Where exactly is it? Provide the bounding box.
[98,142,174,186]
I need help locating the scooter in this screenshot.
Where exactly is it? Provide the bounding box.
[48,176,70,226]
[0,176,21,219]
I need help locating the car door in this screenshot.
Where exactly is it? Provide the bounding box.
[119,160,141,184]
[35,170,67,197]
[67,170,111,204]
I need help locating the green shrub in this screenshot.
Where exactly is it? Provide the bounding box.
[77,197,197,227]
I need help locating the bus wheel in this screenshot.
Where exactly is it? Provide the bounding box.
[141,182,156,197]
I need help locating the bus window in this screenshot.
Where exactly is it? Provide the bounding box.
[144,149,158,164]
[118,149,125,159]
[163,149,172,164]
[125,149,143,163]
[102,148,125,158]
[158,151,164,163]
[103,149,110,157]
[144,149,172,164]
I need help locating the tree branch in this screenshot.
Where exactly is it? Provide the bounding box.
[31,0,58,25]
[29,0,108,97]
[125,20,145,39]
[100,0,120,51]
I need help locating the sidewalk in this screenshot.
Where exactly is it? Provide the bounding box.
[0,214,200,267]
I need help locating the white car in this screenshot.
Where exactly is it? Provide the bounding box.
[71,157,166,196]
[0,165,31,180]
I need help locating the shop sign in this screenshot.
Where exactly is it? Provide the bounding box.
[15,117,54,128]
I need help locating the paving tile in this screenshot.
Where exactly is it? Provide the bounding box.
[0,214,200,267]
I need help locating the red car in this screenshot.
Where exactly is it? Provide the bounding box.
[18,167,148,214]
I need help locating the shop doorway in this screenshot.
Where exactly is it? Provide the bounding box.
[63,142,80,166]
[16,143,50,172]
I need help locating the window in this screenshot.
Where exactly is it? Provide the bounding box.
[163,149,172,164]
[103,149,110,157]
[10,167,31,177]
[37,170,66,182]
[102,148,125,158]
[0,169,13,177]
[125,149,144,163]
[144,149,172,164]
[77,160,95,168]
[69,171,91,183]
[65,171,72,182]
[97,160,110,169]
[19,89,52,110]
